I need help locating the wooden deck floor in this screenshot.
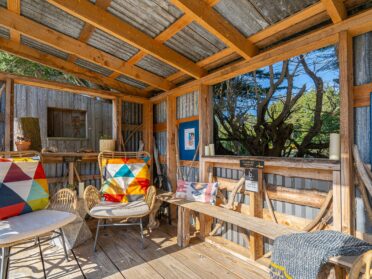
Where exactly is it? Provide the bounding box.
[7,222,269,279]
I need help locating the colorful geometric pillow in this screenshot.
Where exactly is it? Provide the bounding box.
[100,158,150,203]
[0,157,49,220]
[186,181,219,205]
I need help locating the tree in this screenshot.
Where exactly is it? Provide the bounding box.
[213,46,339,157]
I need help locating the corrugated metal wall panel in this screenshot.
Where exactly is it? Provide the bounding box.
[13,84,112,151]
[165,22,226,62]
[176,91,198,119]
[122,101,143,151]
[214,0,269,37]
[116,75,148,89]
[20,35,69,60]
[21,0,84,39]
[154,100,167,124]
[155,131,167,156]
[0,81,5,151]
[0,0,6,8]
[108,0,183,38]
[75,58,114,77]
[248,0,319,25]
[136,55,178,78]
[0,26,10,40]
[87,28,139,61]
[354,32,372,235]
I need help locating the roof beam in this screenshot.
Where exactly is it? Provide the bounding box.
[0,7,173,91]
[0,37,147,95]
[170,0,258,60]
[321,0,347,23]
[47,0,206,79]
[7,0,21,42]
[152,7,372,102]
[68,0,112,63]
[166,2,326,84]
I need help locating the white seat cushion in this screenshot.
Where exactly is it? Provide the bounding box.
[0,210,76,245]
[90,200,150,218]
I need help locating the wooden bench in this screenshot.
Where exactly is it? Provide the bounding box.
[157,192,359,276]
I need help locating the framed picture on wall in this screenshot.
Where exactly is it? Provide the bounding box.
[179,120,199,161]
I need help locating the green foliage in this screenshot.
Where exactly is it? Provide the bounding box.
[0,51,87,86]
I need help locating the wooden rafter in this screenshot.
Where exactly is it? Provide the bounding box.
[6,0,21,42]
[321,0,347,23]
[47,0,206,79]
[166,2,326,84]
[68,0,112,63]
[0,37,147,96]
[0,8,173,91]
[170,0,258,59]
[151,7,372,102]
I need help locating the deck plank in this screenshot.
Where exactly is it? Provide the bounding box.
[148,229,242,279]
[72,239,125,279]
[8,242,45,279]
[121,228,203,279]
[98,229,164,279]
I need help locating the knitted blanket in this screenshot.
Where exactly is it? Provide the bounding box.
[270,231,372,279]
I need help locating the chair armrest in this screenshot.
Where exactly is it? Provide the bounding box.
[145,186,157,211]
[49,188,78,213]
[84,185,101,214]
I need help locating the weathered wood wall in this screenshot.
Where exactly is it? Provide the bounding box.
[0,81,5,149]
[354,31,372,236]
[13,84,113,151]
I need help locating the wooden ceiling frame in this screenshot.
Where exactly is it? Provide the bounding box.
[151,7,372,102]
[321,0,347,23]
[6,0,21,42]
[68,0,113,64]
[47,0,206,79]
[165,2,327,84]
[0,37,147,95]
[170,0,258,60]
[0,7,174,91]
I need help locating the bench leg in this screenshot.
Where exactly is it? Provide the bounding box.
[1,247,9,279]
[199,213,213,240]
[177,207,190,248]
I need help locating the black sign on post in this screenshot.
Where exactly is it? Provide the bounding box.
[240,160,264,193]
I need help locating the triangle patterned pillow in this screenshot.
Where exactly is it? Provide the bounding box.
[101,158,150,203]
[0,157,49,220]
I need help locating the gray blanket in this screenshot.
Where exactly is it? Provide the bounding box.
[270,230,372,279]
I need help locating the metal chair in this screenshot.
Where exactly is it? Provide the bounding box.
[84,151,156,251]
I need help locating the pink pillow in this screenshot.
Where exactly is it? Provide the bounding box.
[176,180,219,205]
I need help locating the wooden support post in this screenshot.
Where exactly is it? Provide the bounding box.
[332,170,342,231]
[112,97,122,151]
[249,168,264,260]
[199,213,213,240]
[68,161,74,185]
[166,95,177,191]
[143,101,154,182]
[177,206,190,247]
[4,78,14,151]
[339,30,355,235]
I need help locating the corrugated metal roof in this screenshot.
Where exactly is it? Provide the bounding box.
[21,0,85,39]
[116,75,148,89]
[0,0,6,8]
[87,28,139,61]
[165,22,226,62]
[107,0,183,38]
[21,35,69,60]
[214,0,269,37]
[75,58,114,76]
[136,55,178,77]
[0,26,10,40]
[248,0,319,25]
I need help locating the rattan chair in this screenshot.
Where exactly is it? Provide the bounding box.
[0,151,77,279]
[84,151,156,251]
